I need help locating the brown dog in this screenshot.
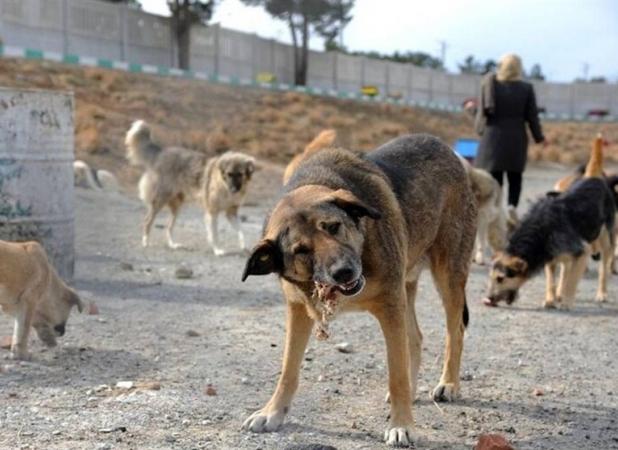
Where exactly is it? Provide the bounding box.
[125,120,256,254]
[0,240,83,360]
[241,135,476,447]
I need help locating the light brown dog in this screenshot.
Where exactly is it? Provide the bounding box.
[282,129,337,185]
[125,120,256,254]
[0,240,83,360]
[458,156,508,265]
[241,135,476,447]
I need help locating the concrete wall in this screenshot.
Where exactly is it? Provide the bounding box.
[1,0,617,116]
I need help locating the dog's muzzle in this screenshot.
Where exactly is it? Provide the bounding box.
[317,275,366,299]
[486,289,518,305]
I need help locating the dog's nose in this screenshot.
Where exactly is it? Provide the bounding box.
[54,323,65,336]
[332,267,355,284]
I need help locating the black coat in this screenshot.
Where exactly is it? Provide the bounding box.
[475,79,544,173]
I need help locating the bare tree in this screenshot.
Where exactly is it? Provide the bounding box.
[241,0,354,86]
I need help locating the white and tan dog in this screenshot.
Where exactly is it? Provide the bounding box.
[458,156,508,265]
[125,120,256,254]
[73,160,120,192]
[0,240,83,360]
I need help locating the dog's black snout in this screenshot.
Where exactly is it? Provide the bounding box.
[54,323,66,336]
[332,267,355,284]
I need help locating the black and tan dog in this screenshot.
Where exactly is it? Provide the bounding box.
[241,135,476,447]
[486,136,616,308]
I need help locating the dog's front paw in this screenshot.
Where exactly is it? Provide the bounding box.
[242,408,287,433]
[142,236,149,248]
[595,292,608,303]
[9,350,32,361]
[543,301,557,309]
[473,252,485,265]
[213,247,226,256]
[384,422,416,447]
[431,382,459,402]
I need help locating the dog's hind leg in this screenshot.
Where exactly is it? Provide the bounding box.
[544,262,558,308]
[473,216,488,265]
[166,197,183,249]
[205,211,225,256]
[225,206,246,252]
[595,228,613,302]
[242,298,313,433]
[142,201,163,247]
[561,255,588,309]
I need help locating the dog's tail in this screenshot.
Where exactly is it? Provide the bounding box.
[584,133,604,178]
[283,129,337,184]
[125,120,161,168]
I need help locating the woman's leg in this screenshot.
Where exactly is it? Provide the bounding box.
[506,172,523,207]
[489,171,504,187]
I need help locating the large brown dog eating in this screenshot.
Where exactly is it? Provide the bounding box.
[241,135,476,447]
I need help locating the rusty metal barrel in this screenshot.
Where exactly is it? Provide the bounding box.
[0,88,75,279]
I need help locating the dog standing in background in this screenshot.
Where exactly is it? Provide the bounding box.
[486,135,615,308]
[125,120,256,254]
[73,160,120,192]
[458,156,508,265]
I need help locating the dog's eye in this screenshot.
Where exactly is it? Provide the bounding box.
[293,245,311,256]
[324,222,341,236]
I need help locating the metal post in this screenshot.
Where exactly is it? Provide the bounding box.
[62,0,69,55]
[214,23,220,77]
[332,51,338,91]
[119,4,128,61]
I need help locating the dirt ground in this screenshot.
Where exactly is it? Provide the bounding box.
[1,161,618,450]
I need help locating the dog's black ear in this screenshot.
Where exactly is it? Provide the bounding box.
[242,239,282,281]
[330,189,381,221]
[546,190,561,198]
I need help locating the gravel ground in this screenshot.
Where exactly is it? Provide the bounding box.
[1,163,617,450]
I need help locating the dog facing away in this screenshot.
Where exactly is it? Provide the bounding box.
[125,120,255,254]
[282,129,337,185]
[486,136,616,308]
[73,160,120,192]
[458,156,508,265]
[0,240,83,360]
[241,135,476,446]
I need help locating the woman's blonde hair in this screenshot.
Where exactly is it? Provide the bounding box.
[497,53,523,81]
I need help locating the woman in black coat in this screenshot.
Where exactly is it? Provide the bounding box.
[475,53,545,219]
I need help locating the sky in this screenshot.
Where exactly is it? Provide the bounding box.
[140,0,618,83]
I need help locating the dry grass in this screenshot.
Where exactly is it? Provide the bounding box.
[0,58,616,188]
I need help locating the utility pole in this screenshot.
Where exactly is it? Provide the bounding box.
[582,62,589,81]
[438,40,448,69]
